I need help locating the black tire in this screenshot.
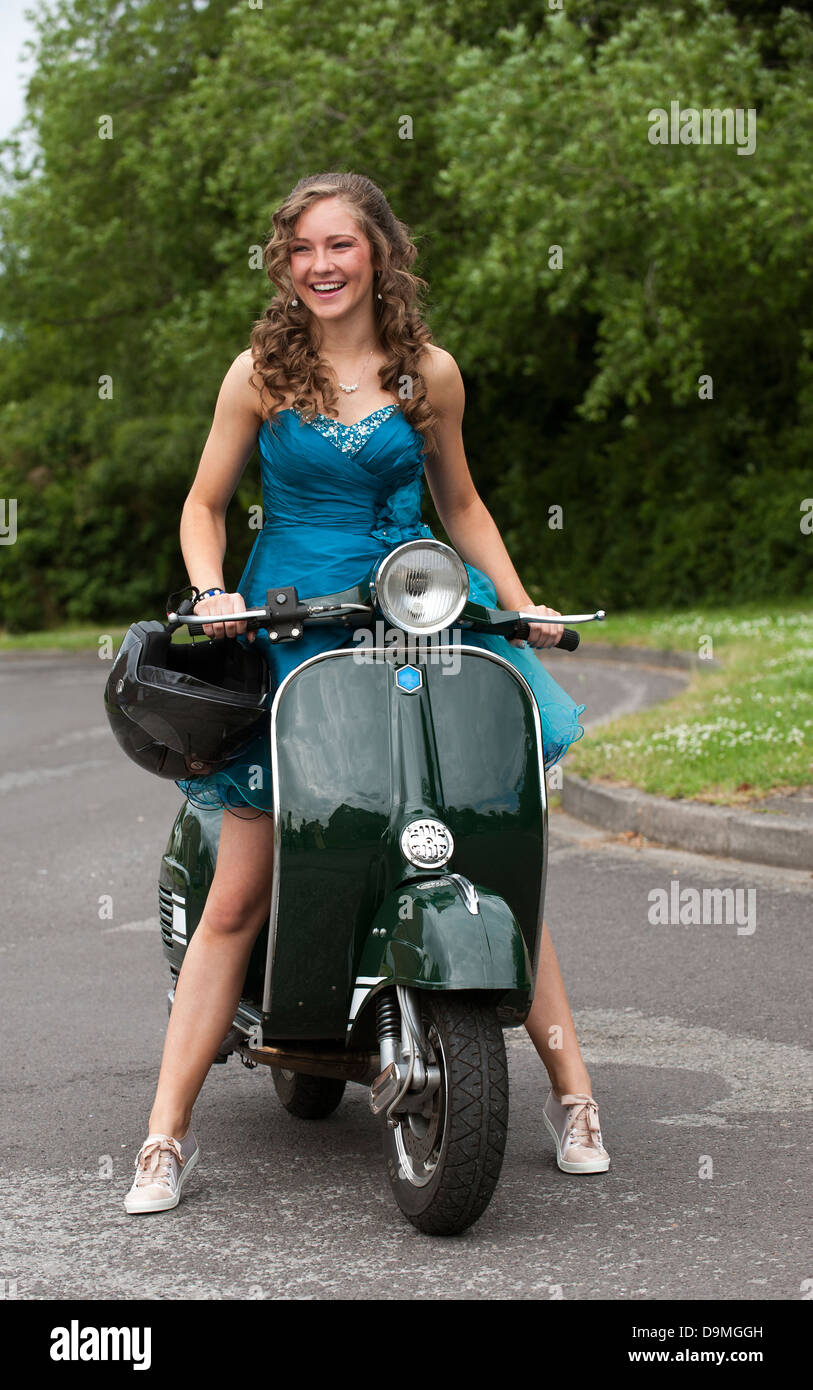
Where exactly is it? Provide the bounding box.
[269,1067,346,1119]
[382,992,509,1236]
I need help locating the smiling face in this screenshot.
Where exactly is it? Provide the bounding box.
[288,196,377,319]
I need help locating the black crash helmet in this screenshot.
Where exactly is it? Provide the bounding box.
[104,620,271,780]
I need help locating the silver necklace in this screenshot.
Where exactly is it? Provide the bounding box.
[336,347,374,394]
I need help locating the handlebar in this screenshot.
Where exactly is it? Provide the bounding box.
[166,591,606,653]
[514,621,579,652]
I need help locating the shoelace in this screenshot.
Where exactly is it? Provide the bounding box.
[133,1135,184,1189]
[558,1094,604,1153]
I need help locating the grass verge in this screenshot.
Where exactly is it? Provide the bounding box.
[565,600,813,804]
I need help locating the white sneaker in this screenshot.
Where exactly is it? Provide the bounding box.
[543,1090,610,1174]
[124,1130,199,1213]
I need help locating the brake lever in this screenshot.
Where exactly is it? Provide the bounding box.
[516,609,606,626]
[514,608,605,652]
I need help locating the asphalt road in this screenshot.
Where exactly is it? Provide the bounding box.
[1,649,810,1301]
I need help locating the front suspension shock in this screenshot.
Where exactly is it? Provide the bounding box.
[376,988,400,1072]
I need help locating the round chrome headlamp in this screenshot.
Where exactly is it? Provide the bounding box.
[371,540,469,636]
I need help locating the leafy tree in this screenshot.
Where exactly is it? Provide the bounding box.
[0,0,810,631]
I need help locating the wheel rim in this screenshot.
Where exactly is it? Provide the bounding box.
[393,1021,447,1188]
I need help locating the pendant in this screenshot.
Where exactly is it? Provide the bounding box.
[338,383,358,393]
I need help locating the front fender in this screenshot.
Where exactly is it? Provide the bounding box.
[349,877,532,1038]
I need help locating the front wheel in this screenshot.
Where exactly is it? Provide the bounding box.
[382,992,509,1236]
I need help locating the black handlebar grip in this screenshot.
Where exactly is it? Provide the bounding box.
[513,620,581,652]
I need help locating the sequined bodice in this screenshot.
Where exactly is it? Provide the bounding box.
[289,403,399,456]
[252,404,433,545]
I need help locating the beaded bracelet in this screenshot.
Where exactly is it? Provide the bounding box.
[192,586,226,608]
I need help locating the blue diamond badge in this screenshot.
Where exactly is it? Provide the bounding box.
[395,664,423,693]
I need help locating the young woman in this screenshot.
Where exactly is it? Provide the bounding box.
[124,172,609,1214]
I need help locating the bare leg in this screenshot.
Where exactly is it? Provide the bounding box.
[523,919,592,1099]
[147,808,276,1139]
[147,813,589,1131]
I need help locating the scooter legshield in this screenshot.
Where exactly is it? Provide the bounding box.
[347,876,532,1041]
[195,640,548,1041]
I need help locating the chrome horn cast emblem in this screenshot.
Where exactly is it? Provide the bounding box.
[399,818,454,868]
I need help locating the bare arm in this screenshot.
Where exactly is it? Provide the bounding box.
[179,350,262,638]
[421,349,563,648]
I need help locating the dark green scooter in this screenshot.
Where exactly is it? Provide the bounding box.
[160,539,604,1235]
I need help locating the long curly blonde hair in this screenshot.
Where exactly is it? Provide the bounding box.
[248,172,439,456]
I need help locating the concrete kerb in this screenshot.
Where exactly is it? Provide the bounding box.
[561,642,812,872]
[561,773,812,870]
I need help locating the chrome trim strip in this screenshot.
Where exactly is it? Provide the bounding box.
[261,643,549,1015]
[233,999,264,1036]
[447,873,480,915]
[398,873,480,914]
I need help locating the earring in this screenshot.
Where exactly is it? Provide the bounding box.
[377,292,382,300]
[290,297,298,307]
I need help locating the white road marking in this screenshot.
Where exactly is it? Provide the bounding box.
[100,917,160,935]
[570,1007,813,1126]
[40,725,111,751]
[0,758,111,793]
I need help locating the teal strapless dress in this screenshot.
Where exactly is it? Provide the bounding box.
[175,404,586,813]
